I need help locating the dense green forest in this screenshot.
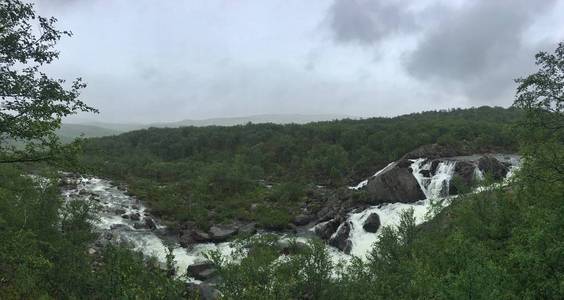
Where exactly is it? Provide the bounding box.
[79,106,521,229]
[1,0,562,298]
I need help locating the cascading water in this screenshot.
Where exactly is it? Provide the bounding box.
[63,177,236,281]
[410,158,457,199]
[342,154,520,260]
[426,160,457,199]
[63,154,521,271]
[346,200,430,258]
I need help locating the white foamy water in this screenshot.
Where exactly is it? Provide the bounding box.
[62,154,521,273]
[63,177,236,281]
[411,159,457,199]
[347,200,430,258]
[336,155,521,260]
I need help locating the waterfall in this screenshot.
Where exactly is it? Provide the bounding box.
[426,160,457,199]
[474,167,485,181]
[346,200,430,258]
[411,159,457,199]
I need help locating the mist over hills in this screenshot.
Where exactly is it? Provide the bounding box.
[61,114,357,138]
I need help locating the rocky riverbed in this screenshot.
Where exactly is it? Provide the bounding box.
[60,150,520,297]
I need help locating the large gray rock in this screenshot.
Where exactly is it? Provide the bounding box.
[191,230,211,242]
[238,222,257,235]
[366,163,425,204]
[328,222,352,254]
[209,225,238,242]
[363,213,381,233]
[145,218,157,230]
[179,232,194,248]
[449,161,475,195]
[198,283,221,300]
[478,155,509,180]
[314,218,341,240]
[187,261,217,281]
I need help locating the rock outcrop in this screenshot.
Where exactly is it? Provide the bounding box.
[209,225,238,242]
[328,222,352,254]
[449,161,476,195]
[366,161,425,204]
[187,261,217,281]
[362,213,381,233]
[478,155,509,180]
[314,218,341,240]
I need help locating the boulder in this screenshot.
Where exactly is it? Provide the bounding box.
[110,223,128,231]
[115,208,126,215]
[133,222,146,229]
[198,283,221,300]
[449,161,476,195]
[145,218,157,230]
[277,239,309,255]
[419,169,431,177]
[179,231,194,248]
[429,160,441,176]
[362,213,381,233]
[129,213,141,221]
[314,218,341,240]
[191,230,211,242]
[187,261,217,281]
[292,214,314,226]
[209,225,238,242]
[238,222,257,235]
[366,164,426,204]
[328,222,352,254]
[478,155,509,180]
[403,143,466,159]
[315,194,341,222]
[79,189,90,196]
[396,159,412,168]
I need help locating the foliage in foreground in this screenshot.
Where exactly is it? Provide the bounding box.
[208,43,564,299]
[212,169,563,299]
[0,166,185,299]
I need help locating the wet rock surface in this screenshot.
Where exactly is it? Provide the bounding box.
[328,221,352,254]
[478,155,509,180]
[209,225,238,242]
[187,261,217,281]
[314,218,342,240]
[366,164,426,204]
[362,213,381,233]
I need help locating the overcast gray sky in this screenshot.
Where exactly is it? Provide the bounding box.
[36,0,564,123]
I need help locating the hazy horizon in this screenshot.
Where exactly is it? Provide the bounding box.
[36,0,564,123]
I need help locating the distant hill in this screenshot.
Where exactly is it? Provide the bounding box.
[57,124,122,142]
[70,114,357,133]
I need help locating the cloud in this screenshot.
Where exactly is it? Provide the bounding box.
[404,0,559,102]
[327,0,415,45]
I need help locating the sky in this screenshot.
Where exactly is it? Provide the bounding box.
[36,0,564,123]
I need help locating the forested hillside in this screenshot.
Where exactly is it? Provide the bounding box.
[80,106,521,229]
